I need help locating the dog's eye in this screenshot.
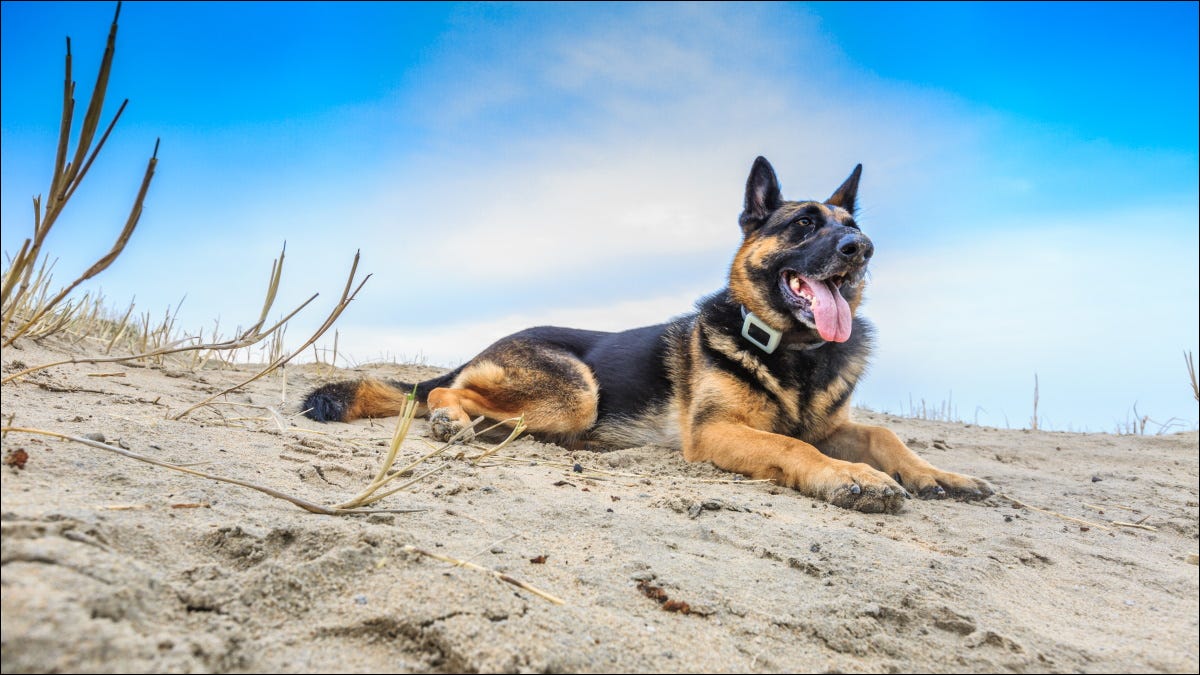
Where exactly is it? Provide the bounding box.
[796,216,814,227]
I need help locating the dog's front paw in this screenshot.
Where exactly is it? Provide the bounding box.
[818,462,908,514]
[428,408,476,444]
[893,467,993,501]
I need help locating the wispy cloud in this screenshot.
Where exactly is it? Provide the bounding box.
[862,206,1200,430]
[335,289,703,368]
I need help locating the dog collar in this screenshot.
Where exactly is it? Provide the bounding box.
[739,306,826,354]
[740,306,782,353]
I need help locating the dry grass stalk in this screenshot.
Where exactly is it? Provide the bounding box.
[320,330,340,376]
[999,493,1110,531]
[170,251,370,419]
[103,300,137,354]
[401,544,565,605]
[1187,351,1198,402]
[334,392,423,509]
[1082,502,1141,514]
[1030,373,1040,431]
[1,245,321,385]
[1,3,159,346]
[7,140,157,347]
[466,417,528,463]
[333,395,525,510]
[0,426,424,515]
[1110,521,1158,532]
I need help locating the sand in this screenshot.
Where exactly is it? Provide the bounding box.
[2,336,1197,673]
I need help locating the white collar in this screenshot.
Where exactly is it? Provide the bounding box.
[739,306,826,354]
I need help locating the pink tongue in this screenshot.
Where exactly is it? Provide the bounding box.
[805,276,853,342]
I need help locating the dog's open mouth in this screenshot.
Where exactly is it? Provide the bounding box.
[780,270,853,343]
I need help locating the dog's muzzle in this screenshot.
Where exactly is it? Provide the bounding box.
[836,232,873,266]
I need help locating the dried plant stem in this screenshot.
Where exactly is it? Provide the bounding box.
[170,251,370,420]
[999,493,1110,531]
[0,426,424,516]
[468,417,528,464]
[5,141,158,348]
[372,462,452,499]
[401,544,565,605]
[1030,373,1040,431]
[358,426,526,505]
[1110,521,1158,532]
[335,408,535,512]
[324,329,339,376]
[103,299,135,353]
[1,245,318,385]
[369,395,423,486]
[1186,351,1198,402]
[1082,502,1141,514]
[335,400,488,510]
[1,4,160,346]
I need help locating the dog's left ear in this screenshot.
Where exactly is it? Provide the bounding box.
[739,156,783,235]
[825,164,862,215]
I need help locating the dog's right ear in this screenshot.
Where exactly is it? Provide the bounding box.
[825,164,862,215]
[739,156,782,235]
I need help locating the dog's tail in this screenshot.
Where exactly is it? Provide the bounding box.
[302,367,464,423]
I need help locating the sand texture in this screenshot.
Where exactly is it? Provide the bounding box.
[2,337,1198,673]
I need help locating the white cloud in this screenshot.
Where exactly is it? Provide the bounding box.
[333,289,703,368]
[331,4,989,296]
[860,208,1200,430]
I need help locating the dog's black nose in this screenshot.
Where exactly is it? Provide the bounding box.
[837,233,874,263]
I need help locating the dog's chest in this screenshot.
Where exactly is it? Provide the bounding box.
[777,349,865,439]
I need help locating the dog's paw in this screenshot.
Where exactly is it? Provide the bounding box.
[893,468,993,501]
[820,462,908,514]
[428,408,476,444]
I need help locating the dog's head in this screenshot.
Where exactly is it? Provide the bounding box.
[730,156,871,344]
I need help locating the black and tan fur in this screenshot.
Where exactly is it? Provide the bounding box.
[303,157,993,513]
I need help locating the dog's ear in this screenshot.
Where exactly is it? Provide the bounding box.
[825,164,862,214]
[739,156,782,234]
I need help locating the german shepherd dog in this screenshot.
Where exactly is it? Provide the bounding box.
[303,157,993,513]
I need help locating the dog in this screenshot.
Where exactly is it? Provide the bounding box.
[302,157,993,513]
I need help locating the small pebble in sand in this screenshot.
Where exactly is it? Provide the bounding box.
[1091,475,1103,482]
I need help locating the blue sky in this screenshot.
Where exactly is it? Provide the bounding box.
[2,1,1197,432]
